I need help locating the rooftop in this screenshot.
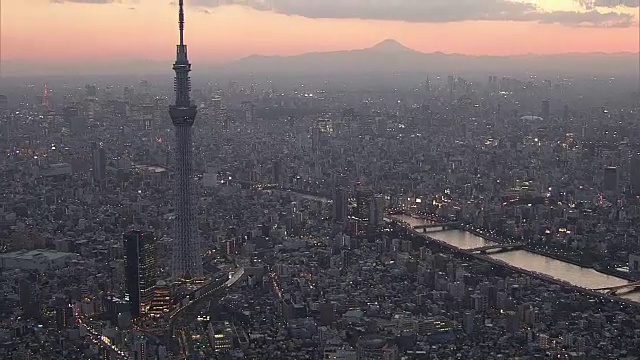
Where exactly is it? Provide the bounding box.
[0,249,75,261]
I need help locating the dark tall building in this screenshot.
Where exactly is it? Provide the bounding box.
[353,186,383,231]
[273,159,283,186]
[311,126,321,155]
[341,249,351,269]
[603,166,619,194]
[630,156,640,194]
[123,230,158,318]
[64,105,87,135]
[354,187,374,222]
[333,188,348,223]
[541,100,550,120]
[92,142,106,187]
[55,306,72,331]
[18,279,32,307]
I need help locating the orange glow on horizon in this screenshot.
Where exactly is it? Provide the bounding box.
[1,2,638,66]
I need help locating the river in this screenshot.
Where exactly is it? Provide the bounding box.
[391,214,640,303]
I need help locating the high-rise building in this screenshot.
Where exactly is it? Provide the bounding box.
[354,186,374,222]
[123,230,158,318]
[18,279,32,309]
[241,101,255,122]
[63,105,86,135]
[333,188,348,223]
[369,195,383,229]
[311,126,321,155]
[211,95,228,127]
[603,166,619,194]
[630,156,640,194]
[353,186,383,231]
[273,159,283,186]
[169,0,203,279]
[55,306,72,331]
[341,249,351,269]
[541,100,550,120]
[92,142,106,187]
[211,96,222,112]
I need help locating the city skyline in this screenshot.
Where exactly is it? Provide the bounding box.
[2,1,640,358]
[2,0,639,75]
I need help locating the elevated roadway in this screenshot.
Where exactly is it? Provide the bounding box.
[168,268,245,336]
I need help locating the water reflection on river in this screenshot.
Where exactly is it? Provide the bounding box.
[428,230,492,250]
[391,215,640,303]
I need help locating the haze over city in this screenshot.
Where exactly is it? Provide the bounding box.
[2,0,639,76]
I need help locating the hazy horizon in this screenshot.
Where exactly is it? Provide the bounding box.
[2,0,639,76]
[2,38,639,78]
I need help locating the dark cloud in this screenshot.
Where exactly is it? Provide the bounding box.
[190,0,636,27]
[576,0,640,8]
[538,9,634,27]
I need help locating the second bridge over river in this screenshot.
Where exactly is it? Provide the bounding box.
[391,213,640,304]
[592,281,640,295]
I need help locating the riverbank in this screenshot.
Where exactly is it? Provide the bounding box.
[475,253,640,307]
[405,225,640,307]
[463,226,636,282]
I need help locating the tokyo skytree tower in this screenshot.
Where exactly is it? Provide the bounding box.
[170,0,202,279]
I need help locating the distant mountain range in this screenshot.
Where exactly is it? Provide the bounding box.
[220,39,639,77]
[3,39,638,78]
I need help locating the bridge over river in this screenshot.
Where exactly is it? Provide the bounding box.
[593,281,640,295]
[468,243,527,253]
[390,214,640,304]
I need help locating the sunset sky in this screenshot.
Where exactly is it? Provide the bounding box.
[1,0,638,70]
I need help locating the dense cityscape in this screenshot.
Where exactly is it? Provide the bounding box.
[1,1,640,360]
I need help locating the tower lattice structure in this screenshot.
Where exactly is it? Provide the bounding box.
[170,0,202,279]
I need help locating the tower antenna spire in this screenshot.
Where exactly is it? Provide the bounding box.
[179,0,185,46]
